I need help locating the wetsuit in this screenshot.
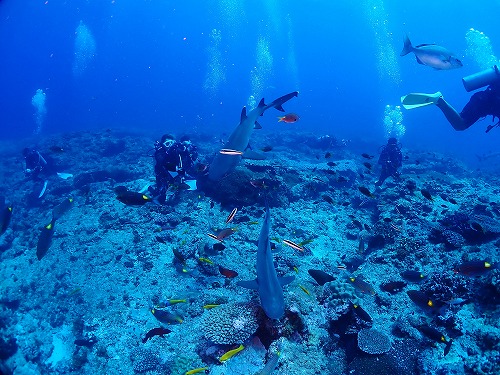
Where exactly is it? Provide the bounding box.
[24,149,48,181]
[460,84,500,130]
[153,140,198,203]
[375,143,402,187]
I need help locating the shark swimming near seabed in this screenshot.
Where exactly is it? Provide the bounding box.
[237,202,295,320]
[208,91,299,181]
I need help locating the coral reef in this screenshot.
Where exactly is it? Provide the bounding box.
[1,129,500,375]
[357,328,392,354]
[201,303,260,345]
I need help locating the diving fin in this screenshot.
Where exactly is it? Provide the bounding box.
[183,179,197,191]
[401,91,442,110]
[57,172,73,180]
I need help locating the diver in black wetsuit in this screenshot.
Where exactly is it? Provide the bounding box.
[150,134,198,204]
[436,66,500,131]
[22,148,49,181]
[375,138,402,187]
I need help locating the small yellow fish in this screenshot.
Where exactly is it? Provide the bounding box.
[185,367,209,375]
[220,344,244,362]
[198,257,214,265]
[248,221,260,225]
[293,266,299,274]
[168,299,186,305]
[67,288,81,296]
[298,239,314,247]
[299,285,310,296]
[203,304,220,309]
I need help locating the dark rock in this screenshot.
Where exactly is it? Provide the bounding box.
[0,336,18,360]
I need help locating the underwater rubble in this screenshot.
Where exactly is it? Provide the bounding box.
[0,129,499,375]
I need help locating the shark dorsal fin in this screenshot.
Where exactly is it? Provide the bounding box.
[240,107,247,122]
[258,98,266,108]
[254,122,262,129]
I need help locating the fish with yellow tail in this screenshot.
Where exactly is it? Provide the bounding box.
[185,367,209,375]
[219,344,244,362]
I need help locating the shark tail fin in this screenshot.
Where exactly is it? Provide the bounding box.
[400,34,413,56]
[267,91,299,112]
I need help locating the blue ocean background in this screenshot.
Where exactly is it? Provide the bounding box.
[1,0,498,160]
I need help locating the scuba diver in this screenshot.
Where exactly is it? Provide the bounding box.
[401,65,500,132]
[150,134,199,204]
[23,148,49,181]
[375,138,402,187]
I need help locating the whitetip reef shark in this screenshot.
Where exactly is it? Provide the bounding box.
[237,203,295,319]
[208,91,299,181]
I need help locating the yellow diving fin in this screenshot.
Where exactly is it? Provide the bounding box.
[400,91,442,110]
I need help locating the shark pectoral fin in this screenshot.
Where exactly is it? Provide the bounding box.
[254,122,262,129]
[275,105,285,112]
[237,279,259,290]
[240,107,247,121]
[415,56,424,65]
[278,275,295,286]
[242,150,267,160]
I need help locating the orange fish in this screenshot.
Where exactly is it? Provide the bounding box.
[277,113,300,123]
[219,265,238,278]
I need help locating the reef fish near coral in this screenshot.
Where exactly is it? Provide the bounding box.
[237,203,295,319]
[142,327,171,343]
[36,219,56,260]
[209,91,299,181]
[0,199,12,235]
[277,113,300,123]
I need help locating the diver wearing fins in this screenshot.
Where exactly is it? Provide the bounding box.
[23,148,49,181]
[375,137,402,187]
[150,134,199,204]
[402,65,500,132]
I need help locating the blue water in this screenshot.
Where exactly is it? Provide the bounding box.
[1,0,499,160]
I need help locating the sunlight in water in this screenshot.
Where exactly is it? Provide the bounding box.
[286,14,300,91]
[218,0,244,39]
[72,21,96,77]
[363,0,401,86]
[203,29,226,98]
[248,37,273,108]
